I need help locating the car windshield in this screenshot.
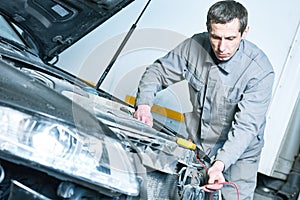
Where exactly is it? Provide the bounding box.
[0,15,25,46]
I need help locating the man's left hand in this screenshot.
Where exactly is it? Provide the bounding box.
[204,160,225,192]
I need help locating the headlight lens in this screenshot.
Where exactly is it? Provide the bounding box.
[0,105,139,196]
[0,106,91,163]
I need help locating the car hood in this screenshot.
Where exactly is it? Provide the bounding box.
[0,0,134,62]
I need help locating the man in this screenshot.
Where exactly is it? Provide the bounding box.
[133,1,274,199]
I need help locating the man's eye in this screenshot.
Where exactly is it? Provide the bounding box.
[226,37,235,41]
[211,35,221,40]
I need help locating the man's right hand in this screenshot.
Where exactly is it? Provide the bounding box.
[133,104,153,127]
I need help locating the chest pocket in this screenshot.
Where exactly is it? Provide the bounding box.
[205,80,242,138]
[185,70,205,110]
[221,86,242,125]
[225,86,242,103]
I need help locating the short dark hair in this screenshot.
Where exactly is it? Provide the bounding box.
[206,0,248,34]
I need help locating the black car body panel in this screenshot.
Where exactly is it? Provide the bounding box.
[0,59,102,134]
[0,0,134,62]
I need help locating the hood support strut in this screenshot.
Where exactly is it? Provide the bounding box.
[93,0,180,141]
[95,0,152,89]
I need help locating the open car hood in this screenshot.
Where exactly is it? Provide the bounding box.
[0,0,134,62]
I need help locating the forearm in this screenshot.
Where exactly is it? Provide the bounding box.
[135,40,190,107]
[214,131,256,170]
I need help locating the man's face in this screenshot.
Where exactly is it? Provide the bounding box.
[209,18,248,61]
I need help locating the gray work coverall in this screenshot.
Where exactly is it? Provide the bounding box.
[135,32,275,199]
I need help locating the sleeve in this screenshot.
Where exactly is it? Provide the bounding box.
[215,64,275,170]
[135,38,192,107]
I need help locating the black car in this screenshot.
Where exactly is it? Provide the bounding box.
[0,1,212,199]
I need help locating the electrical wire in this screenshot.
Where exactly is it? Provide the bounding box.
[195,152,240,200]
[205,181,240,200]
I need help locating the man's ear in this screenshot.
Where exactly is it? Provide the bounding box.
[242,25,250,39]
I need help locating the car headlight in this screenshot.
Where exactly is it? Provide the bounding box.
[0,105,139,196]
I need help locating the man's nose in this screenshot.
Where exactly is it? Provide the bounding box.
[218,39,226,52]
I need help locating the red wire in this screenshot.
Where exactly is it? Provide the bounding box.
[195,150,209,171]
[195,152,240,200]
[206,181,240,200]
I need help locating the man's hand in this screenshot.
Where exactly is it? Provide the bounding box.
[133,104,153,127]
[204,160,225,192]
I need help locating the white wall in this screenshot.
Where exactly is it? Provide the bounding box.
[57,0,300,176]
[58,0,299,87]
